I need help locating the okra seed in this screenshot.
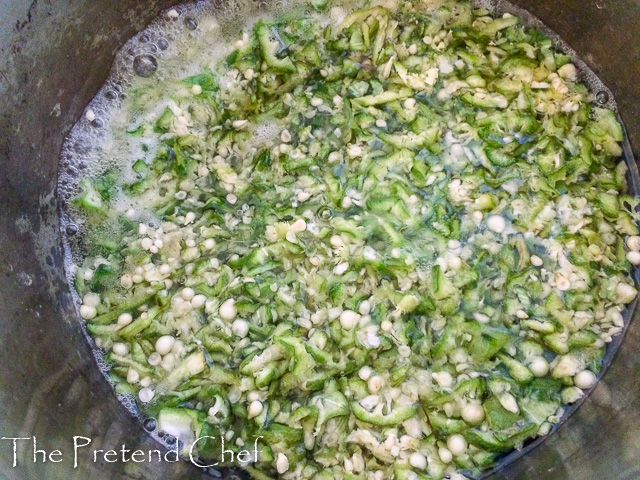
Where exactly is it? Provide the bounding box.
[219,299,237,320]
[447,255,462,271]
[358,366,372,381]
[155,335,176,356]
[79,305,97,320]
[555,274,571,291]
[527,351,553,384]
[347,145,362,158]
[297,191,311,202]
[367,375,383,393]
[409,452,427,470]
[117,313,133,326]
[358,300,372,316]
[340,310,360,330]
[290,219,307,233]
[276,453,289,474]
[610,310,624,327]
[247,391,261,402]
[487,215,506,234]
[627,236,640,251]
[432,371,453,388]
[626,251,640,265]
[172,340,185,356]
[334,263,349,275]
[180,287,195,301]
[330,235,344,248]
[248,400,263,419]
[461,404,485,424]
[184,212,196,225]
[148,352,162,366]
[328,151,341,163]
[191,294,207,309]
[83,293,101,307]
[127,368,140,384]
[161,353,176,370]
[232,319,250,338]
[138,388,155,403]
[112,342,128,356]
[403,98,416,110]
[438,447,453,464]
[574,370,596,389]
[616,283,636,303]
[381,320,393,332]
[530,255,543,267]
[447,434,467,456]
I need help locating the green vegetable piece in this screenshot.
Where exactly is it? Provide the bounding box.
[74,179,104,213]
[118,306,161,339]
[255,20,296,74]
[351,402,417,427]
[154,107,174,134]
[499,353,534,385]
[484,396,519,429]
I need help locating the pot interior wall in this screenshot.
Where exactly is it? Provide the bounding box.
[0,1,638,479]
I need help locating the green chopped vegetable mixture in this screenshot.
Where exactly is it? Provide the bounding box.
[70,1,640,478]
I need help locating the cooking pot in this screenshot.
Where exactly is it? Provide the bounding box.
[1,1,639,479]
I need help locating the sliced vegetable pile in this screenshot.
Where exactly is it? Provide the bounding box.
[70,1,640,478]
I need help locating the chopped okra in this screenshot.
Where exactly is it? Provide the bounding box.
[66,0,639,479]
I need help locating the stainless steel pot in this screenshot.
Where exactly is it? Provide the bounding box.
[1,1,639,479]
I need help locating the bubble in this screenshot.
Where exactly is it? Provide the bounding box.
[91,118,104,128]
[105,90,118,100]
[133,54,158,77]
[596,90,610,105]
[139,34,150,43]
[157,38,170,50]
[184,16,199,30]
[66,224,79,236]
[143,418,157,432]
